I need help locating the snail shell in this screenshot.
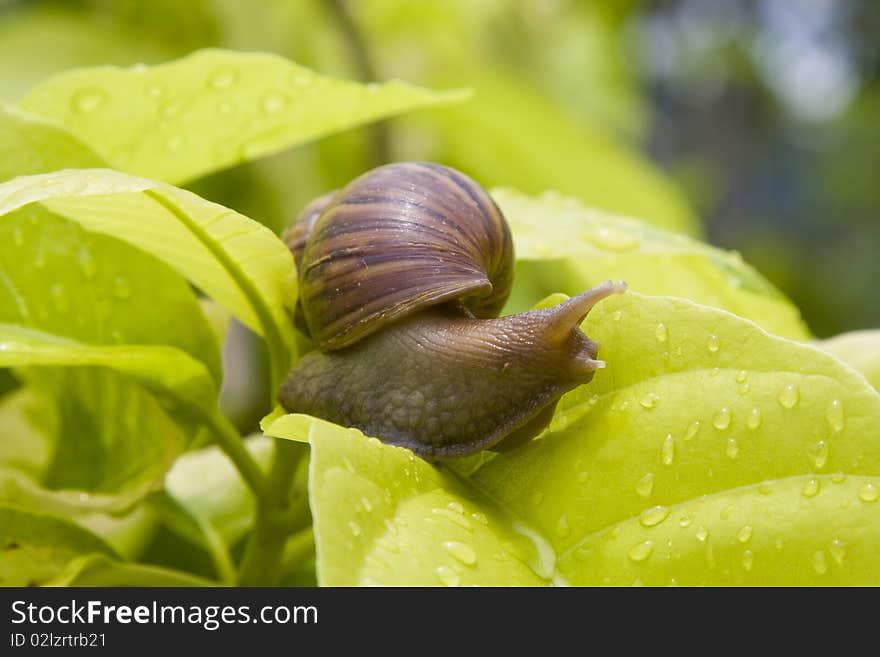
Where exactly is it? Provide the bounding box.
[289,162,514,351]
[278,162,625,458]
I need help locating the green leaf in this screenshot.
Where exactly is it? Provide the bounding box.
[48,553,215,586]
[560,474,880,586]
[0,388,46,477]
[412,71,697,235]
[0,168,298,382]
[0,104,105,182]
[19,48,467,184]
[816,330,880,391]
[0,505,115,586]
[494,188,810,340]
[265,292,880,585]
[0,205,221,383]
[262,415,547,586]
[164,435,273,546]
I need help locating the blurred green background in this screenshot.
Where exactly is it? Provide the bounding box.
[1,0,877,429]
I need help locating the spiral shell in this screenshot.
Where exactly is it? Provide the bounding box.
[295,162,514,351]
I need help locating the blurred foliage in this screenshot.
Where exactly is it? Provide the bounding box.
[0,0,877,434]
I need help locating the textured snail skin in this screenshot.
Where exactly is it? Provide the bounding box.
[278,281,626,459]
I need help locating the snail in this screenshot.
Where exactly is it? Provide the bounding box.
[278,162,626,459]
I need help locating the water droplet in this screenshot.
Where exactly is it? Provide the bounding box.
[470,511,488,525]
[684,420,700,441]
[166,135,183,152]
[261,90,289,114]
[640,392,660,409]
[348,521,362,537]
[145,82,166,99]
[434,566,460,587]
[807,440,829,470]
[577,470,589,483]
[443,541,477,567]
[858,482,879,503]
[827,399,845,433]
[431,507,471,531]
[778,383,799,409]
[742,549,754,571]
[612,310,623,322]
[50,284,69,315]
[720,504,735,520]
[801,478,821,498]
[812,550,828,575]
[639,506,670,527]
[737,525,753,543]
[654,323,668,343]
[635,472,654,498]
[679,513,693,528]
[706,334,721,353]
[209,67,238,89]
[713,407,731,430]
[112,276,131,300]
[627,540,653,562]
[828,539,846,566]
[695,525,709,542]
[77,247,96,277]
[447,501,464,514]
[661,434,675,465]
[289,69,314,87]
[725,438,739,459]
[11,227,24,246]
[735,370,749,384]
[360,497,373,513]
[556,514,571,538]
[747,408,762,430]
[757,481,773,495]
[831,472,846,484]
[72,87,107,113]
[532,491,544,506]
[589,226,640,252]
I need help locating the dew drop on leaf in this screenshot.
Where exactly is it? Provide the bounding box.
[678,513,693,528]
[627,540,653,562]
[725,438,739,459]
[747,408,762,430]
[588,226,640,252]
[654,323,668,343]
[684,420,700,441]
[826,399,845,433]
[348,521,362,537]
[801,478,821,498]
[77,247,96,277]
[858,482,879,503]
[706,334,721,353]
[737,525,753,543]
[50,283,69,315]
[112,276,132,300]
[635,472,654,498]
[261,91,289,115]
[735,370,749,384]
[812,550,828,575]
[556,514,570,538]
[639,506,669,527]
[778,383,800,409]
[360,497,373,513]
[434,566,459,587]
[640,392,660,409]
[72,87,107,113]
[828,539,846,566]
[695,525,709,542]
[713,407,731,431]
[443,541,477,567]
[742,549,754,571]
[831,472,846,484]
[661,434,675,465]
[807,440,829,470]
[208,67,238,89]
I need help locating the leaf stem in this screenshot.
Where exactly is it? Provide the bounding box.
[203,409,267,499]
[237,439,309,585]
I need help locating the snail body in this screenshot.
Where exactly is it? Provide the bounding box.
[279,162,625,459]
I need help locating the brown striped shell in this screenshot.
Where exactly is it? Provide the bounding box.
[288,162,515,352]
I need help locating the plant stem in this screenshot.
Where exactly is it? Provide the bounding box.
[237,439,309,585]
[204,410,267,499]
